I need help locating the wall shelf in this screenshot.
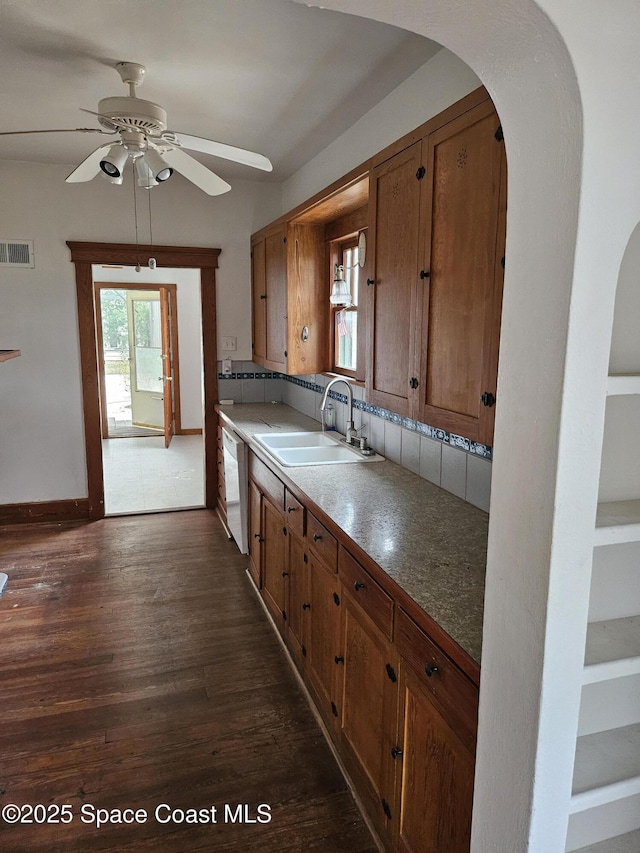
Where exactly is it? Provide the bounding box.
[607,375,640,397]
[583,616,640,683]
[570,723,640,813]
[0,349,20,363]
[595,500,640,546]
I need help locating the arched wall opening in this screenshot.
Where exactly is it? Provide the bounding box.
[290,1,585,850]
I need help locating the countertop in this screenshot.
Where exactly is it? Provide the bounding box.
[218,402,488,665]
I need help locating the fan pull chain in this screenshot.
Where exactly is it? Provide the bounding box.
[148,187,156,270]
[132,161,141,272]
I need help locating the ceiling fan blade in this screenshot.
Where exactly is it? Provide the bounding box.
[65,143,114,183]
[161,147,231,196]
[164,131,272,172]
[0,128,112,137]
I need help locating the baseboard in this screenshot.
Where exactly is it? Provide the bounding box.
[0,498,91,524]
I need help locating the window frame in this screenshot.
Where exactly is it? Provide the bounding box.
[328,231,366,381]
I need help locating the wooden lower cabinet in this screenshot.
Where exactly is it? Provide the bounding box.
[261,496,287,628]
[392,663,475,853]
[250,450,478,852]
[338,594,399,844]
[247,479,262,588]
[305,550,342,727]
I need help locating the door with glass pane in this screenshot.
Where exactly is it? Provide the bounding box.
[126,290,167,433]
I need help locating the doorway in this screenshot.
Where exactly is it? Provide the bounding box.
[68,241,221,520]
[96,283,179,443]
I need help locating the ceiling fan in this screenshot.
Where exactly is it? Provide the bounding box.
[0,61,273,195]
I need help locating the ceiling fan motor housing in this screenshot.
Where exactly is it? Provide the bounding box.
[97,96,168,135]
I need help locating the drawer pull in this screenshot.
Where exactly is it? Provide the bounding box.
[254,534,264,542]
[282,571,289,578]
[287,506,298,513]
[302,602,311,610]
[313,533,322,542]
[354,581,366,591]
[335,655,344,665]
[391,746,403,760]
[424,663,439,677]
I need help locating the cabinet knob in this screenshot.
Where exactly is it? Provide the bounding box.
[260,293,267,300]
[282,571,289,578]
[335,655,344,665]
[481,391,496,407]
[302,602,311,610]
[313,533,322,542]
[354,581,366,591]
[366,278,375,286]
[287,506,297,513]
[424,663,439,677]
[419,269,430,279]
[391,746,403,760]
[254,533,264,542]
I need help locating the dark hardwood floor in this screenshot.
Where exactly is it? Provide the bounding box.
[0,510,377,852]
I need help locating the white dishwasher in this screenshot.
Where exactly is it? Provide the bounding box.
[221,427,249,554]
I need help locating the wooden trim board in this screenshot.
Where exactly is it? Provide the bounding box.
[0,499,90,524]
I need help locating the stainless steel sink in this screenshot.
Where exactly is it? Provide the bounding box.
[253,431,383,467]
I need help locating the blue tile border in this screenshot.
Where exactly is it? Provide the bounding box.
[217,368,492,460]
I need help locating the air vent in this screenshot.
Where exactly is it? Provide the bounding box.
[0,239,34,268]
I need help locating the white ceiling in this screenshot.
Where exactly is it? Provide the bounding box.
[0,0,440,182]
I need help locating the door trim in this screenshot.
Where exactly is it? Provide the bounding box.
[94,282,182,439]
[68,241,221,520]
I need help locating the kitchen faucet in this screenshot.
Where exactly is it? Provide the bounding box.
[320,377,358,444]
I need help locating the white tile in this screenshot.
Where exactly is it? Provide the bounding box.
[419,436,442,485]
[241,378,266,403]
[369,415,385,454]
[384,422,402,464]
[466,455,492,512]
[401,429,421,475]
[441,444,467,499]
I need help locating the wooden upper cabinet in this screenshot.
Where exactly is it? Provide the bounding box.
[418,99,506,445]
[251,223,287,372]
[367,140,423,418]
[367,89,506,444]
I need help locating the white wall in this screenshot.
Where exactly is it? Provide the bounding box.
[281,46,480,211]
[0,161,280,503]
[91,265,203,431]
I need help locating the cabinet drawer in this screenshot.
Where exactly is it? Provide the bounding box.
[396,608,478,746]
[339,548,394,641]
[217,448,225,482]
[284,489,305,538]
[249,451,285,510]
[307,512,338,570]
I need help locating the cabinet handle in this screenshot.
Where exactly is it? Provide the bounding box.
[302,603,311,610]
[260,294,267,300]
[481,391,496,407]
[254,534,264,542]
[424,663,439,677]
[366,278,375,287]
[282,571,289,578]
[419,269,430,279]
[313,533,322,541]
[335,655,344,665]
[287,506,297,513]
[354,581,366,591]
[391,747,403,760]
[333,592,340,606]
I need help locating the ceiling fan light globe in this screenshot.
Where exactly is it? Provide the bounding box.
[143,148,174,183]
[99,143,129,180]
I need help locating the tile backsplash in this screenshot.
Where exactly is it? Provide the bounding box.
[218,362,492,513]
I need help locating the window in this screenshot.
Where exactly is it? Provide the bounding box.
[331,236,361,378]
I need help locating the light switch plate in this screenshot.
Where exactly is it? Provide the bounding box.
[221,336,237,351]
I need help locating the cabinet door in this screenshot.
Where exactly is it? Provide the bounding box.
[247,478,262,588]
[339,596,398,844]
[251,238,267,364]
[418,100,506,444]
[367,140,423,418]
[393,664,475,853]
[261,496,286,629]
[264,227,287,369]
[285,529,309,666]
[305,551,342,726]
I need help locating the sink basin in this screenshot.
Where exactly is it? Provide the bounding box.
[253,431,384,467]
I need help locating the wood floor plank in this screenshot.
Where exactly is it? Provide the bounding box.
[0,511,375,852]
